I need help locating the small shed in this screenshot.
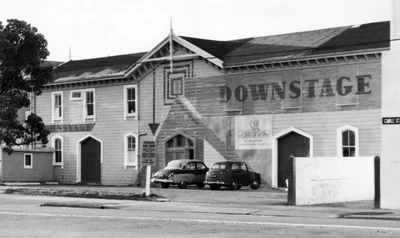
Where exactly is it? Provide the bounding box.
[0,149,54,182]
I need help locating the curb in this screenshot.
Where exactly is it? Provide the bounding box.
[41,202,110,209]
[0,187,165,201]
[339,212,400,221]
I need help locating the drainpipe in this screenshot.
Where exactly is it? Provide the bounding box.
[135,83,147,186]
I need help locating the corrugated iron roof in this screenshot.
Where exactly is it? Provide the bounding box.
[183,21,389,66]
[53,52,146,82]
[51,21,389,84]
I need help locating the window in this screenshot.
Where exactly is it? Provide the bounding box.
[70,90,82,100]
[84,90,95,118]
[24,153,33,169]
[171,77,183,95]
[52,92,63,122]
[53,135,63,166]
[196,162,206,170]
[337,125,359,157]
[342,130,355,156]
[124,85,137,119]
[124,133,138,168]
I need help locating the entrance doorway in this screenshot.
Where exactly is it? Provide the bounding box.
[80,137,101,183]
[277,131,310,188]
[165,134,195,165]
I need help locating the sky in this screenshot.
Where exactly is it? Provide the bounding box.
[0,0,392,62]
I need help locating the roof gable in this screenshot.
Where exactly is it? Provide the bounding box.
[47,21,389,86]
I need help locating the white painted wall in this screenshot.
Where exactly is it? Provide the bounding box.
[294,157,374,205]
[203,140,226,167]
[381,0,400,209]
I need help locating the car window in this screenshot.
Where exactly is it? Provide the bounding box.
[232,163,240,171]
[196,162,206,170]
[166,160,182,169]
[185,162,196,170]
[211,164,227,170]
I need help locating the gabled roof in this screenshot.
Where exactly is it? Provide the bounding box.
[182,21,389,67]
[41,60,64,68]
[48,21,389,86]
[52,52,146,83]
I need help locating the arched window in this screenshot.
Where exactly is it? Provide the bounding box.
[124,133,138,168]
[55,138,62,163]
[165,134,195,164]
[52,135,63,167]
[337,125,359,157]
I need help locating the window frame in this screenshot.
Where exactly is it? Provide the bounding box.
[337,125,359,157]
[170,76,183,96]
[52,135,64,168]
[51,91,63,123]
[70,90,83,101]
[123,85,138,120]
[124,132,138,168]
[24,153,33,169]
[83,89,96,120]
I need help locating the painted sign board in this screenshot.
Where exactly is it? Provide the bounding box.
[235,115,272,149]
[141,141,156,166]
[382,117,400,125]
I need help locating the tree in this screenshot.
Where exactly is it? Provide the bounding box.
[0,19,53,154]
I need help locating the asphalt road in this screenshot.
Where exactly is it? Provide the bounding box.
[1,190,400,237]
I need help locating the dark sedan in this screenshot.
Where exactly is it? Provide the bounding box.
[151,159,208,189]
[204,161,261,190]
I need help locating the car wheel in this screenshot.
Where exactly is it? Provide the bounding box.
[209,184,221,190]
[250,180,260,190]
[196,183,205,188]
[230,180,239,190]
[161,183,170,189]
[178,181,188,189]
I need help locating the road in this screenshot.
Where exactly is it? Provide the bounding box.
[1,190,400,237]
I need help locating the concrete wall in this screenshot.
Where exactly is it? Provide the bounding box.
[1,150,54,182]
[381,0,400,210]
[294,156,374,205]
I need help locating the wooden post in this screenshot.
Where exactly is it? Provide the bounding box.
[287,156,296,206]
[374,156,381,209]
[145,165,151,197]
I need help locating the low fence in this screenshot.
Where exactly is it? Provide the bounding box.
[288,156,375,205]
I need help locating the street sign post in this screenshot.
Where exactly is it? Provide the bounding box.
[141,141,156,196]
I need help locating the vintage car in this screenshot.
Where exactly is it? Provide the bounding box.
[204,161,261,190]
[151,159,209,189]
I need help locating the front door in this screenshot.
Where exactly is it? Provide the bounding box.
[81,137,101,183]
[277,132,309,187]
[165,134,194,165]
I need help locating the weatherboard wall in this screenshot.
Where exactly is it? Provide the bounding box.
[32,55,224,185]
[1,150,53,182]
[170,60,383,186]
[36,84,142,185]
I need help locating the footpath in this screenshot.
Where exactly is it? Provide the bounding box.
[1,182,400,221]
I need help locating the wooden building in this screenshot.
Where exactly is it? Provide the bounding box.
[33,21,388,187]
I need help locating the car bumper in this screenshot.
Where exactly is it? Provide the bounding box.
[204,181,228,185]
[151,178,173,183]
